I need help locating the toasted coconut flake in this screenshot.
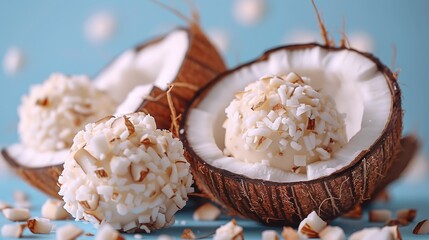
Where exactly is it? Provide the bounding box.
[369,209,392,222]
[341,205,362,219]
[56,224,83,240]
[213,219,243,240]
[262,229,279,240]
[281,227,299,240]
[413,219,429,235]
[95,168,109,178]
[96,224,124,240]
[396,209,416,222]
[319,226,345,240]
[41,199,69,220]
[130,164,149,182]
[181,228,196,239]
[1,223,26,238]
[193,203,221,221]
[2,208,30,221]
[27,217,53,234]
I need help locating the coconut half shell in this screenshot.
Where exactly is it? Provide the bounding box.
[180,43,405,226]
[2,24,226,199]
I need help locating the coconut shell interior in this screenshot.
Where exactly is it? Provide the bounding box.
[2,24,226,199]
[180,43,404,226]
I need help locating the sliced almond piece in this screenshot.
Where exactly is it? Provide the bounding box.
[396,209,416,222]
[213,219,243,240]
[27,217,53,234]
[413,219,429,235]
[281,227,299,240]
[74,148,98,174]
[341,205,362,219]
[319,226,345,240]
[181,228,196,239]
[193,203,221,221]
[41,199,69,220]
[369,209,392,222]
[56,224,83,240]
[1,223,26,238]
[261,230,279,240]
[2,208,30,221]
[298,211,327,238]
[95,224,124,240]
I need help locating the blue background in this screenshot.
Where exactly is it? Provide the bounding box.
[0,1,428,239]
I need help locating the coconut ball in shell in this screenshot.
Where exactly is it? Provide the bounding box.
[18,73,116,151]
[58,112,194,233]
[223,72,347,173]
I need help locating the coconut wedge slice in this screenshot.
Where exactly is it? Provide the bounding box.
[2,24,226,199]
[180,43,406,226]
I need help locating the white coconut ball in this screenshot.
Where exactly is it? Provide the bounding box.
[18,73,116,151]
[223,73,347,173]
[58,113,194,233]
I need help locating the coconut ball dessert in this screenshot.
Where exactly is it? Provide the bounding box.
[58,112,194,233]
[223,73,347,173]
[18,73,116,151]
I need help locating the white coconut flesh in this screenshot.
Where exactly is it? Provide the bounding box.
[6,30,189,169]
[185,46,392,182]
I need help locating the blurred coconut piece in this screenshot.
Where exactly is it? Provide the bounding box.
[3,47,25,75]
[348,32,375,53]
[284,29,319,44]
[207,28,230,54]
[85,11,117,44]
[233,0,266,26]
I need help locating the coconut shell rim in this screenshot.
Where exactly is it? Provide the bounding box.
[180,42,402,187]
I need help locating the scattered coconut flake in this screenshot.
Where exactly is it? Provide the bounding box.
[396,209,416,222]
[18,73,116,151]
[59,113,193,232]
[3,47,25,75]
[384,225,402,240]
[213,219,243,240]
[1,223,26,238]
[413,219,429,235]
[233,0,266,26]
[56,224,83,240]
[319,226,345,240]
[27,217,53,234]
[369,209,392,222]
[157,234,173,240]
[181,228,196,239]
[298,211,327,238]
[2,208,30,221]
[41,199,69,220]
[96,224,124,240]
[193,203,221,221]
[281,227,299,240]
[224,73,347,173]
[0,201,12,210]
[207,28,230,54]
[85,11,117,44]
[262,229,279,240]
[350,226,399,240]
